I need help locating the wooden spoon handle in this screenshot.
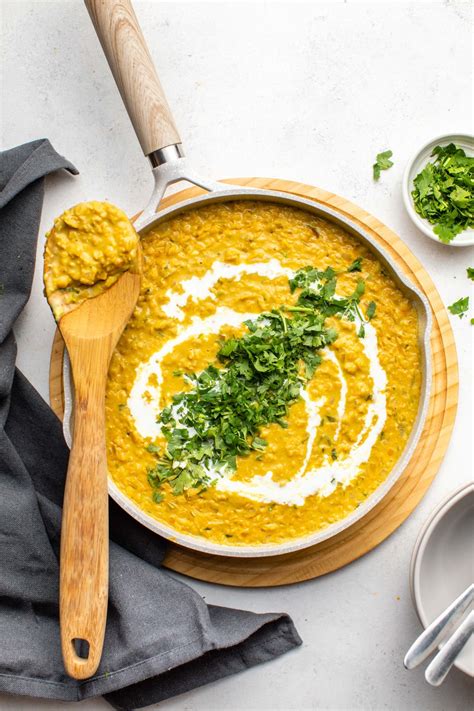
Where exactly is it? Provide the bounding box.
[84,0,181,156]
[60,360,109,679]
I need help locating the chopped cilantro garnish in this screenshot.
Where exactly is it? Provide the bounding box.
[146,443,160,453]
[467,267,474,281]
[347,258,363,272]
[366,301,376,320]
[411,144,474,243]
[147,263,373,498]
[373,150,393,181]
[289,265,336,293]
[448,296,469,319]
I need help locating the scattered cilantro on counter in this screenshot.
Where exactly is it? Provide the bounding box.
[373,150,394,181]
[147,262,373,499]
[448,296,470,319]
[411,144,474,244]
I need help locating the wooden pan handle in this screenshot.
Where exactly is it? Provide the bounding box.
[84,0,181,156]
[59,354,109,679]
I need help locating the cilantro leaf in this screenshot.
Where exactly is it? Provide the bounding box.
[467,267,474,281]
[448,296,469,319]
[366,301,377,320]
[373,150,393,181]
[354,279,365,298]
[289,266,321,293]
[434,223,462,244]
[347,258,363,272]
[146,443,160,453]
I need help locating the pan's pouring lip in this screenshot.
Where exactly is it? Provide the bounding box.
[62,186,432,558]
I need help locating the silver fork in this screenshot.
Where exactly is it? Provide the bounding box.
[424,611,474,686]
[404,583,474,684]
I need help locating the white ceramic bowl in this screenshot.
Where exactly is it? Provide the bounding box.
[410,483,474,676]
[402,133,474,247]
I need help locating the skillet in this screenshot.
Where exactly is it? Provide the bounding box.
[61,0,432,557]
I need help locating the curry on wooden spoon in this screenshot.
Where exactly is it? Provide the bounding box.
[44,201,141,679]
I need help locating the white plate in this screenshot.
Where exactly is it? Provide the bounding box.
[402,133,474,247]
[410,483,474,676]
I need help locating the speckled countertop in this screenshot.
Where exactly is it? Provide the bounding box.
[1,1,473,709]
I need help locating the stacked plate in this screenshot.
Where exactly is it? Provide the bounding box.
[410,483,474,677]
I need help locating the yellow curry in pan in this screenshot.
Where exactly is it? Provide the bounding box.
[103,201,422,547]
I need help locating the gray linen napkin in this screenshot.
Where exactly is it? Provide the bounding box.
[0,140,302,709]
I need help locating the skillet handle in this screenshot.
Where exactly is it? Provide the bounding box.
[84,0,181,156]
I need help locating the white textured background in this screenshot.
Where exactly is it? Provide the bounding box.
[1,1,473,709]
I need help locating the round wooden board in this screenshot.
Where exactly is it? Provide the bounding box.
[49,178,458,587]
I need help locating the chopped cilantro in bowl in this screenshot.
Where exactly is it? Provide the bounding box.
[403,135,474,247]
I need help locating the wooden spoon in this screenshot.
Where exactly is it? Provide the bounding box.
[47,239,141,679]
